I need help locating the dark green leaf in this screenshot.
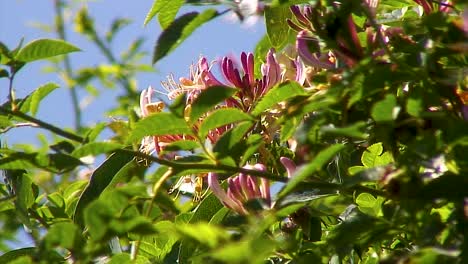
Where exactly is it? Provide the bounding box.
[252,81,306,116]
[126,112,192,143]
[189,86,238,122]
[153,9,218,64]
[199,108,252,139]
[213,121,253,159]
[15,39,80,62]
[0,68,8,78]
[279,144,345,197]
[73,151,134,227]
[0,248,35,263]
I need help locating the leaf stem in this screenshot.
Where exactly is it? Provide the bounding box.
[131,167,173,261]
[0,106,85,143]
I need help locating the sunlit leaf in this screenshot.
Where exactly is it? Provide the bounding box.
[19,82,59,116]
[265,5,292,48]
[15,39,80,62]
[199,108,252,139]
[126,112,192,143]
[252,81,306,116]
[189,86,238,122]
[158,0,185,29]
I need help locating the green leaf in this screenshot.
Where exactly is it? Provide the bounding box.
[371,94,399,122]
[0,68,8,78]
[320,121,368,139]
[126,112,192,143]
[189,86,238,122]
[71,142,123,157]
[0,248,35,263]
[265,5,292,48]
[73,151,134,227]
[19,82,59,116]
[356,193,384,216]
[252,81,306,116]
[161,140,200,154]
[43,222,84,250]
[176,222,230,248]
[15,39,80,62]
[407,87,424,117]
[199,108,252,139]
[158,0,185,29]
[361,142,393,168]
[279,144,345,198]
[153,9,218,64]
[144,0,170,26]
[213,121,253,160]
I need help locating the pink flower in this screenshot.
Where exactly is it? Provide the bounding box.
[208,158,297,215]
[208,163,270,215]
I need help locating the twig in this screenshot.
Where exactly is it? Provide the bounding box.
[0,106,85,143]
[0,122,39,133]
[54,0,82,131]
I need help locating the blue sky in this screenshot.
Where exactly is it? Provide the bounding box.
[0,0,266,250]
[0,0,265,146]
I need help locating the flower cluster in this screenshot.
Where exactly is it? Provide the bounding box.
[208,157,296,215]
[139,47,305,212]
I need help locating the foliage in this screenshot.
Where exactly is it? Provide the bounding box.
[1,0,467,263]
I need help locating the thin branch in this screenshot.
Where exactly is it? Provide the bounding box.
[54,0,82,131]
[0,122,39,133]
[120,149,288,182]
[0,106,85,143]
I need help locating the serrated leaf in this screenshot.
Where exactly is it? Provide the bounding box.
[158,0,185,29]
[15,39,80,62]
[126,112,192,143]
[371,94,398,122]
[189,86,238,122]
[71,142,123,157]
[199,108,252,139]
[153,9,218,64]
[252,81,306,116]
[265,5,292,48]
[279,144,345,198]
[20,82,59,116]
[73,151,134,227]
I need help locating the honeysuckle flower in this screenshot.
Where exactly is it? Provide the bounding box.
[296,30,335,70]
[208,158,297,215]
[138,87,196,156]
[208,163,270,215]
